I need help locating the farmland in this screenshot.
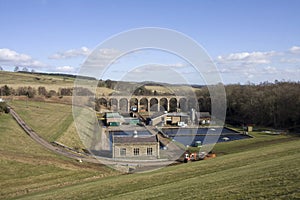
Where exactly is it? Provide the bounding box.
[0,71,75,92]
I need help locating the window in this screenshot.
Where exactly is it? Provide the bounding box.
[133,148,139,156]
[120,148,126,156]
[147,147,153,156]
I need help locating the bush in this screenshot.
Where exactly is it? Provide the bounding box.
[0,102,10,113]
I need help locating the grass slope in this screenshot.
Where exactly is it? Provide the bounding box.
[1,100,299,199]
[0,71,75,91]
[0,71,114,96]
[0,113,118,200]
[8,100,82,146]
[13,134,300,199]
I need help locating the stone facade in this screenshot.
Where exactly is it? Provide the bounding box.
[112,135,159,159]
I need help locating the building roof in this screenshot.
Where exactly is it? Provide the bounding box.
[196,112,211,118]
[167,112,188,117]
[105,112,122,118]
[113,135,158,144]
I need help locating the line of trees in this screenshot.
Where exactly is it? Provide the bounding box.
[224,82,300,131]
[0,85,93,98]
[1,81,299,131]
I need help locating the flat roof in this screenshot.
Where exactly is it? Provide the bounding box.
[105,112,122,118]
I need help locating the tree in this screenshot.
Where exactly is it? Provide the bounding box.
[0,102,10,113]
[26,86,36,98]
[59,88,72,96]
[0,66,3,71]
[0,85,11,96]
[14,66,19,72]
[22,67,29,72]
[38,86,47,96]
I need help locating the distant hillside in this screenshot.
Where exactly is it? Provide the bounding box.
[0,71,76,91]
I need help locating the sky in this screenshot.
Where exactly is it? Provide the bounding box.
[0,0,299,84]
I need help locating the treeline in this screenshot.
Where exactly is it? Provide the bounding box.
[0,85,93,98]
[17,71,97,81]
[225,82,300,131]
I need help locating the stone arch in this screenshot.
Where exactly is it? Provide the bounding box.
[198,98,205,111]
[150,98,159,112]
[139,98,148,111]
[169,98,177,112]
[98,97,107,107]
[179,98,187,112]
[188,98,198,111]
[160,98,168,112]
[109,98,118,111]
[119,98,128,112]
[203,97,211,112]
[130,98,138,111]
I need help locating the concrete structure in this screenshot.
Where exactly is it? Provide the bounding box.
[197,112,211,125]
[105,112,124,126]
[165,113,189,125]
[112,135,159,159]
[97,95,206,113]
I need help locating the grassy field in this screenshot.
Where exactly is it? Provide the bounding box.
[0,113,118,200]
[12,133,300,200]
[0,71,75,91]
[7,100,85,150]
[0,71,204,97]
[1,99,299,199]
[0,71,115,96]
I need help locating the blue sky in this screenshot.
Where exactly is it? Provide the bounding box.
[0,0,299,84]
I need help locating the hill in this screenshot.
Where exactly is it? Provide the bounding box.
[0,100,299,199]
[10,131,300,199]
[0,71,75,92]
[0,111,118,199]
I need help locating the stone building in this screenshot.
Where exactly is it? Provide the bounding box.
[112,134,159,159]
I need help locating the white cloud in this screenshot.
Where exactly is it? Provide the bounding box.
[83,48,123,68]
[55,65,76,73]
[289,46,300,54]
[280,58,300,63]
[49,46,91,59]
[217,51,276,64]
[263,66,278,74]
[133,63,188,72]
[0,48,47,68]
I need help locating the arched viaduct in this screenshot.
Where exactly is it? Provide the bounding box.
[96,95,210,113]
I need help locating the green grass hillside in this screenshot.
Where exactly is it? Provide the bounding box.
[0,113,118,200]
[0,96,299,199]
[14,134,300,200]
[8,100,84,150]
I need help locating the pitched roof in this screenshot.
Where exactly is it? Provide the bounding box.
[113,135,157,144]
